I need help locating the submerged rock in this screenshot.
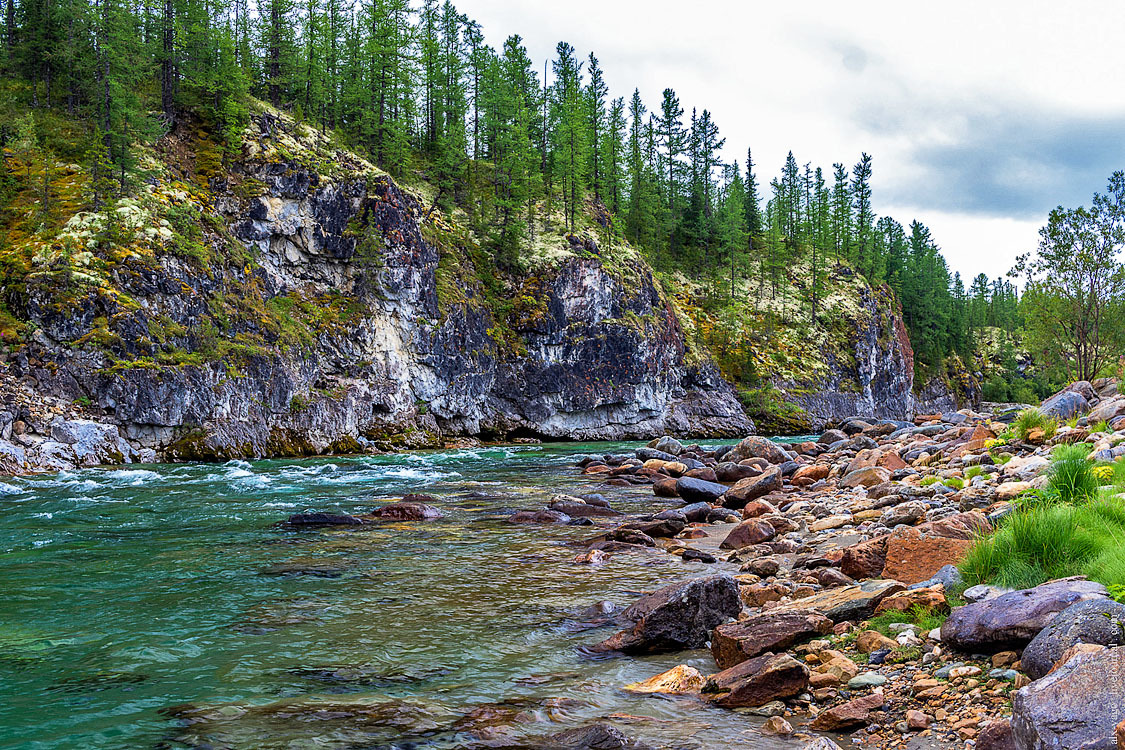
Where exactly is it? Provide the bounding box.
[370,501,443,521]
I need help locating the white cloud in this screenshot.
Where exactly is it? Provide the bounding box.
[457,0,1125,280]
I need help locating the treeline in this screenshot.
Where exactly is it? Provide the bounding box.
[2,0,1006,373]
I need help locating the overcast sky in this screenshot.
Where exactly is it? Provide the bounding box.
[458,0,1125,282]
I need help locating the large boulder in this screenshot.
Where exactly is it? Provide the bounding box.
[1039,388,1090,420]
[1011,645,1125,750]
[711,611,833,669]
[728,436,789,465]
[701,652,809,708]
[1022,599,1125,679]
[721,468,782,509]
[591,575,741,653]
[675,476,728,503]
[1088,397,1125,425]
[941,578,1108,651]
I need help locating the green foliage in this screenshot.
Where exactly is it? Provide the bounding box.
[865,604,948,637]
[1013,408,1058,441]
[919,475,939,487]
[965,465,984,481]
[1047,443,1099,505]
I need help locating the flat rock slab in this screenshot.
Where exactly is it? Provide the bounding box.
[701,652,809,708]
[711,610,833,669]
[774,579,906,623]
[941,578,1108,651]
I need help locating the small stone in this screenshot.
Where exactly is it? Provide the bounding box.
[761,716,793,735]
[847,672,887,689]
[906,709,931,730]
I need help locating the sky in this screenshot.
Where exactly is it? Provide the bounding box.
[457,0,1125,282]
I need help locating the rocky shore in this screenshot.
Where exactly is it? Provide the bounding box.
[475,379,1125,750]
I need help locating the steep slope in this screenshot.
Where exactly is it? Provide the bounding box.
[0,107,748,467]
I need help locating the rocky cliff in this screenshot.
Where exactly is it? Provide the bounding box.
[0,109,749,469]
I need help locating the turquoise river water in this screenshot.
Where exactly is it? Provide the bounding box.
[0,442,806,749]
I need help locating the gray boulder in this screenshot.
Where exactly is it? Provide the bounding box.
[591,574,741,653]
[941,578,1108,650]
[649,436,684,456]
[1012,645,1125,750]
[1022,598,1125,679]
[1039,389,1090,420]
[675,476,728,503]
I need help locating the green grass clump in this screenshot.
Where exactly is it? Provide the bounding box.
[1012,408,1058,441]
[965,465,984,481]
[1092,419,1112,435]
[865,604,949,637]
[960,496,1125,590]
[919,475,940,487]
[944,477,965,490]
[1047,444,1099,505]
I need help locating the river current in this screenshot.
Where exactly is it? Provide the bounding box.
[0,442,806,749]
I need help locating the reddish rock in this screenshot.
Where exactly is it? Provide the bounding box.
[720,520,776,550]
[881,528,973,585]
[684,467,718,482]
[722,468,783,509]
[839,538,888,580]
[759,514,800,535]
[792,464,830,483]
[976,720,1018,750]
[702,653,809,708]
[877,451,908,471]
[740,582,788,608]
[917,510,993,539]
[508,509,570,524]
[740,500,778,519]
[711,611,833,669]
[809,692,885,731]
[845,449,881,474]
[370,501,444,520]
[653,478,679,497]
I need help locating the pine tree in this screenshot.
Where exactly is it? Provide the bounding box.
[655,88,684,255]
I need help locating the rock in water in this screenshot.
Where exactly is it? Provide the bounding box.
[701,652,809,708]
[941,578,1108,650]
[591,575,741,653]
[508,510,571,524]
[284,512,367,526]
[623,665,704,695]
[721,468,782,509]
[1011,645,1125,750]
[370,501,443,520]
[1022,599,1125,679]
[711,611,833,669]
[546,724,655,750]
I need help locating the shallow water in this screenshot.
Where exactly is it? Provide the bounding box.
[0,442,809,749]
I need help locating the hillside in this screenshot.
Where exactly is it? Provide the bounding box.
[0,104,979,470]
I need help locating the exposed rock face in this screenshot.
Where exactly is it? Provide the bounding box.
[6,112,751,466]
[779,283,916,430]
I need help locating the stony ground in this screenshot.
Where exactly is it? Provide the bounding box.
[531,377,1125,750]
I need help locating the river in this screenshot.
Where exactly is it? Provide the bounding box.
[0,442,808,749]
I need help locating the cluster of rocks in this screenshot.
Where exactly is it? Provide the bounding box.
[0,367,155,475]
[554,380,1125,750]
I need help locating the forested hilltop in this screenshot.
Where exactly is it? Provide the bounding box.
[0,0,1093,448]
